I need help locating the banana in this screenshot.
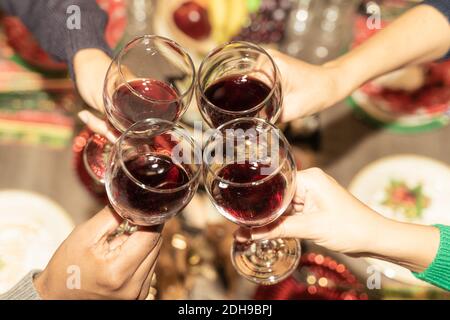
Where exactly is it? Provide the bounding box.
[208,0,228,43]
[225,0,248,39]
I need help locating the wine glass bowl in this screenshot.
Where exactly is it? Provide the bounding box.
[203,118,296,227]
[203,118,300,285]
[104,35,196,133]
[105,119,201,226]
[196,41,282,128]
[84,35,196,185]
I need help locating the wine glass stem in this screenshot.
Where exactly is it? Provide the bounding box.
[246,227,278,265]
[121,220,137,234]
[107,220,137,241]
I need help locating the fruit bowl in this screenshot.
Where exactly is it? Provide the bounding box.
[153,0,293,58]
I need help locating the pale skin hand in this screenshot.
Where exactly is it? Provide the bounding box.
[235,168,440,273]
[73,48,112,113]
[73,48,118,141]
[272,5,450,122]
[33,207,162,299]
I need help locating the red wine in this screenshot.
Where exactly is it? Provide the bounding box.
[112,79,182,127]
[111,153,191,218]
[201,75,277,127]
[211,161,286,224]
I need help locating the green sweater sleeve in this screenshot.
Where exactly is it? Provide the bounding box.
[413,224,450,291]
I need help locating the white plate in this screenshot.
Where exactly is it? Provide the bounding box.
[349,155,450,286]
[0,190,74,294]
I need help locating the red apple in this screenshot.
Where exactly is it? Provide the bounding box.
[173,1,211,41]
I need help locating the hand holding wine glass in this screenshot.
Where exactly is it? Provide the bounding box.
[235,168,440,273]
[265,49,343,122]
[33,206,162,300]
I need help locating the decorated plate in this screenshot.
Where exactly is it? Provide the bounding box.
[349,155,450,286]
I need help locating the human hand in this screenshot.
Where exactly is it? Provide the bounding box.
[77,109,118,143]
[33,207,162,299]
[236,168,386,255]
[267,49,347,122]
[74,48,112,113]
[235,168,439,272]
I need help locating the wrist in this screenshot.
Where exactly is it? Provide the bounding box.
[366,218,440,272]
[354,213,392,255]
[33,270,53,300]
[322,58,363,104]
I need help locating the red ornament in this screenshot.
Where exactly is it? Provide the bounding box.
[254,253,369,300]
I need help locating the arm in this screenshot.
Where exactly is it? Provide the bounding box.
[275,3,450,121]
[0,0,113,111]
[0,0,112,77]
[328,3,450,102]
[235,168,449,290]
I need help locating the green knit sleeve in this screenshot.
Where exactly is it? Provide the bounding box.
[413,224,450,291]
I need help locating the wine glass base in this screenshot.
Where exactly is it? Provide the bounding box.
[231,238,301,285]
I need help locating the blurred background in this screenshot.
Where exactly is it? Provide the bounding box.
[0,0,450,300]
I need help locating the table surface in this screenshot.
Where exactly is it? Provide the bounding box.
[1,101,449,298]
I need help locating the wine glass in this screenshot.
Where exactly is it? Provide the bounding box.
[105,118,201,229]
[203,118,301,285]
[84,35,196,184]
[196,41,283,128]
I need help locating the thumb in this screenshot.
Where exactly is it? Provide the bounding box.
[78,110,118,143]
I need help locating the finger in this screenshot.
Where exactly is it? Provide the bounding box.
[86,207,123,242]
[113,225,163,275]
[132,237,162,282]
[128,238,162,299]
[137,258,158,300]
[78,110,118,143]
[234,214,313,242]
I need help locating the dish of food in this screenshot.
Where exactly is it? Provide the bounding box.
[0,190,74,294]
[349,155,450,286]
[349,14,450,132]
